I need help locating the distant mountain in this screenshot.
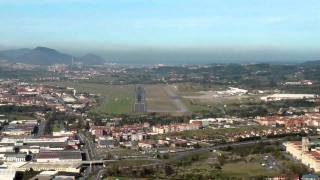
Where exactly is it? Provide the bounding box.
[301,60,320,66]
[0,48,31,60]
[14,47,73,65]
[77,53,106,65]
[0,47,107,65]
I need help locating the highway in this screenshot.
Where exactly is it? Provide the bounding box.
[79,133,97,160]
[78,132,104,179]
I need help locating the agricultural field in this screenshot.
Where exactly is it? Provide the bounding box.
[144,84,188,115]
[46,81,134,114]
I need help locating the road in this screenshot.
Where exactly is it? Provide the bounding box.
[33,113,46,137]
[79,133,97,160]
[79,132,103,179]
[37,119,46,136]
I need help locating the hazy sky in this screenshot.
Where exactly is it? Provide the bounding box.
[0,0,320,63]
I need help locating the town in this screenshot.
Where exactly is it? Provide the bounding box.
[0,60,320,179]
[1,1,320,178]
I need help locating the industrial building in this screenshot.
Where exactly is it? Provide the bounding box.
[36,150,82,163]
[261,94,317,101]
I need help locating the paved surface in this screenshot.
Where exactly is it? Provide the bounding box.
[34,114,46,136]
[37,119,46,136]
[78,132,104,179]
[146,85,188,113]
[79,133,96,160]
[134,85,146,113]
[164,86,188,113]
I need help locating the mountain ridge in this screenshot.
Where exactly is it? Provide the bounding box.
[0,47,106,65]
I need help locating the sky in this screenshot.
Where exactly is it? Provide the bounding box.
[0,0,320,64]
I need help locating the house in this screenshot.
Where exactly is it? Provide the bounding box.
[5,153,26,162]
[152,123,200,134]
[0,169,16,180]
[98,139,114,149]
[138,141,156,149]
[301,174,319,180]
[261,94,316,101]
[53,175,76,180]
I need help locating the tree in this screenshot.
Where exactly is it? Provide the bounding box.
[164,165,174,176]
[217,154,227,166]
[14,147,20,153]
[25,154,32,161]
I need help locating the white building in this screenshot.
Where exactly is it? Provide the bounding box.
[0,169,16,180]
[52,130,76,137]
[284,140,320,172]
[152,123,200,134]
[261,94,317,101]
[0,146,14,153]
[0,137,68,145]
[5,153,26,162]
[36,150,82,163]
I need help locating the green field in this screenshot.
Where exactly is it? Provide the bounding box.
[110,159,156,167]
[175,83,227,94]
[47,81,134,114]
[221,161,278,177]
[182,95,261,112]
[178,161,279,178]
[52,122,64,132]
[45,81,264,114]
[102,148,141,157]
[0,113,35,121]
[168,151,279,179]
[174,83,262,112]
